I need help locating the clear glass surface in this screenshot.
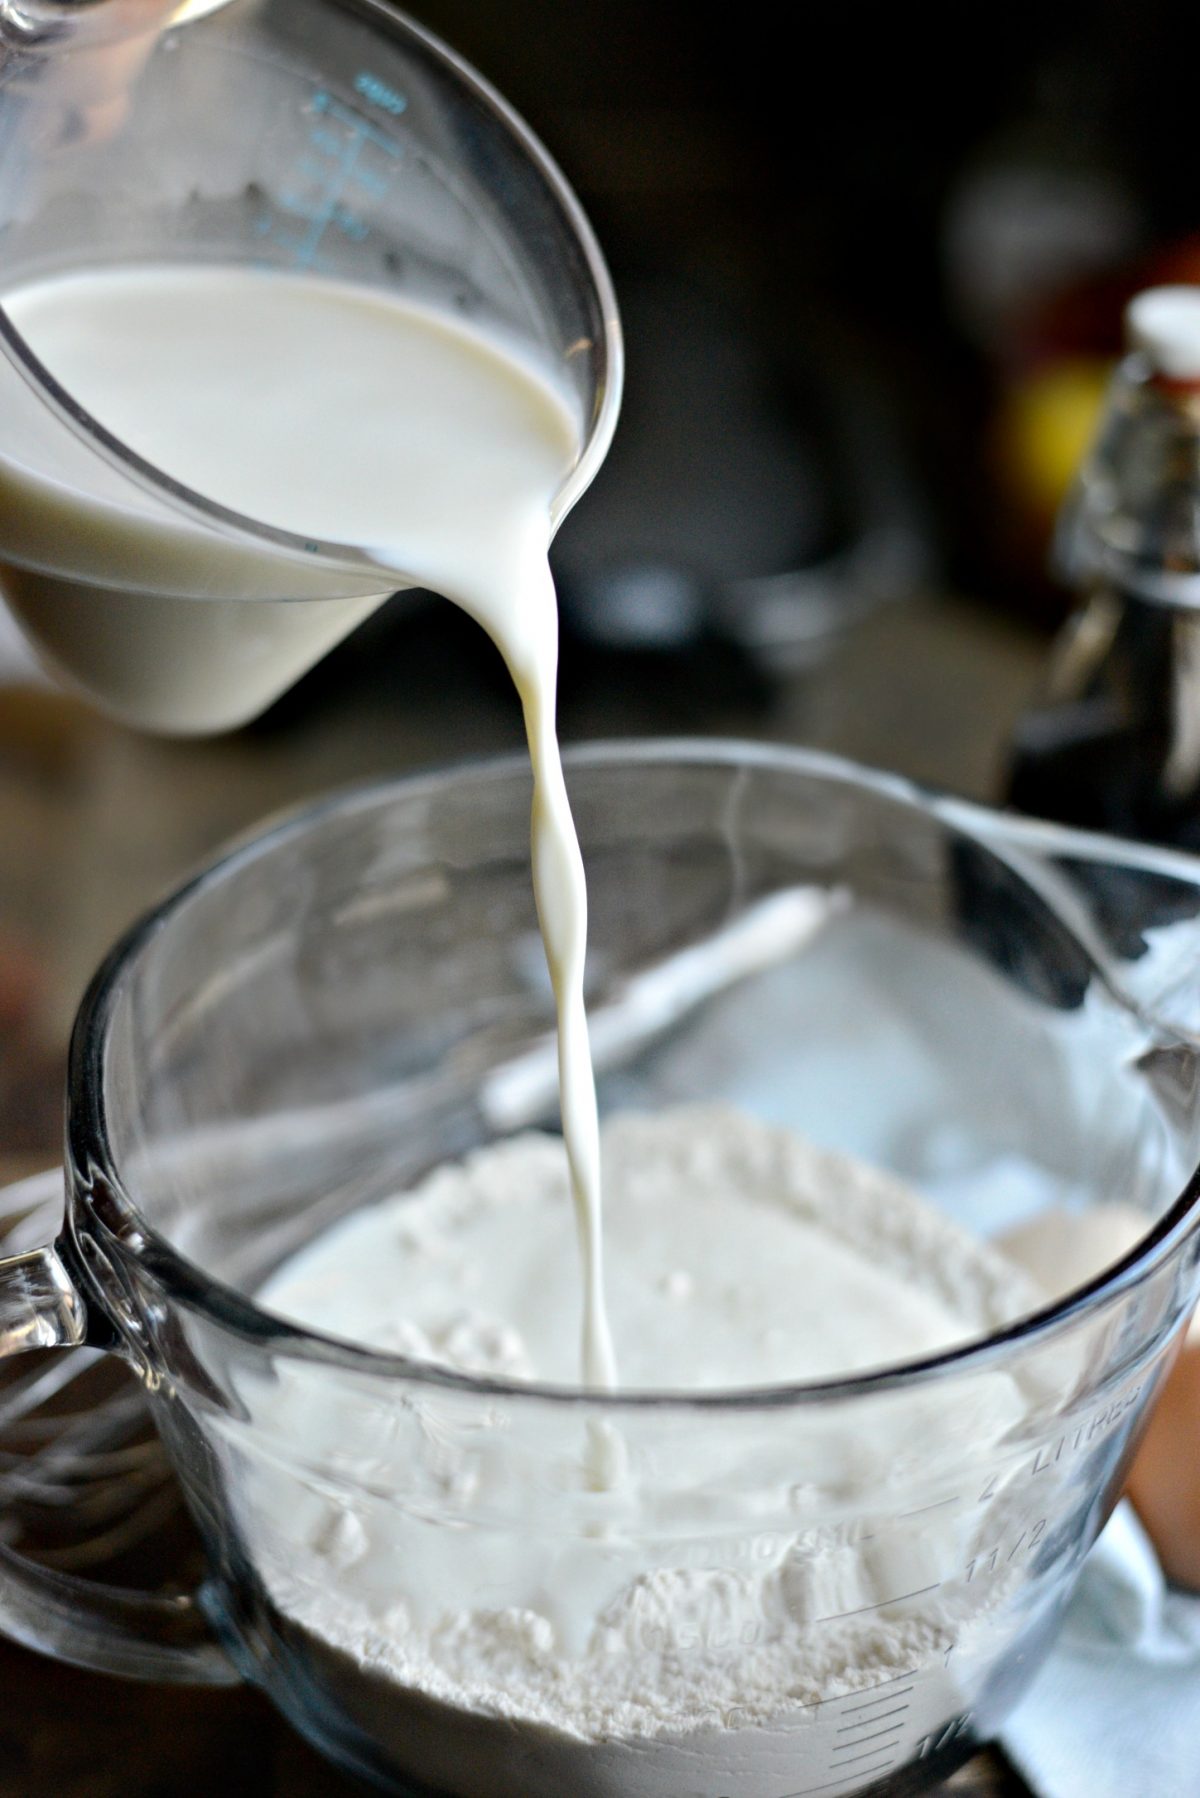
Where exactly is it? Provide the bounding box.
[7,741,1190,1796]
[1057,350,1200,607]
[0,0,621,728]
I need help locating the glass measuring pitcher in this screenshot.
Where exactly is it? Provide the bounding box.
[2,742,1200,1797]
[0,0,621,731]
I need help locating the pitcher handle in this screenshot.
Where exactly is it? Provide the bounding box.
[0,1169,239,1684]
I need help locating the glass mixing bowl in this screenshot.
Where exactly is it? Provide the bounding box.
[2,742,1199,1797]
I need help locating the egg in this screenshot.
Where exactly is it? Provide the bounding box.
[997,1203,1200,1592]
[1127,1317,1200,1591]
[997,1204,1148,1297]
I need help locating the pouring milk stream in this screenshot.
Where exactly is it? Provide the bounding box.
[0,261,616,1390]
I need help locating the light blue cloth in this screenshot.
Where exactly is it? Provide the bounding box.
[1002,1504,1200,1797]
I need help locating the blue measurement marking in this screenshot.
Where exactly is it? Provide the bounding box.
[332,204,369,242]
[257,89,404,271]
[354,70,408,116]
[311,88,403,158]
[350,163,390,200]
[293,131,360,267]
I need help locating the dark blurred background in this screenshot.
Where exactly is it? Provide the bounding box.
[313,0,1200,677]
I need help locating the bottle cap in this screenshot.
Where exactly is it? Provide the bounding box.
[1125,286,1200,382]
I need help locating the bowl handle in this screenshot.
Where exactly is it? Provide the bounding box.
[0,1170,239,1685]
[960,804,1200,1037]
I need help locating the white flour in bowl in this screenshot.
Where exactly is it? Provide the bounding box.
[242,1106,1046,1797]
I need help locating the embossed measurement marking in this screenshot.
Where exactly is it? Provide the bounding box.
[714,1664,965,1795]
[835,1704,911,1732]
[794,1667,918,1711]
[837,1688,914,1714]
[815,1580,941,1623]
[897,1494,961,1520]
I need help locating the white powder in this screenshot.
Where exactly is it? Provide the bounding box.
[245,1107,1046,1797]
[261,1106,1037,1390]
